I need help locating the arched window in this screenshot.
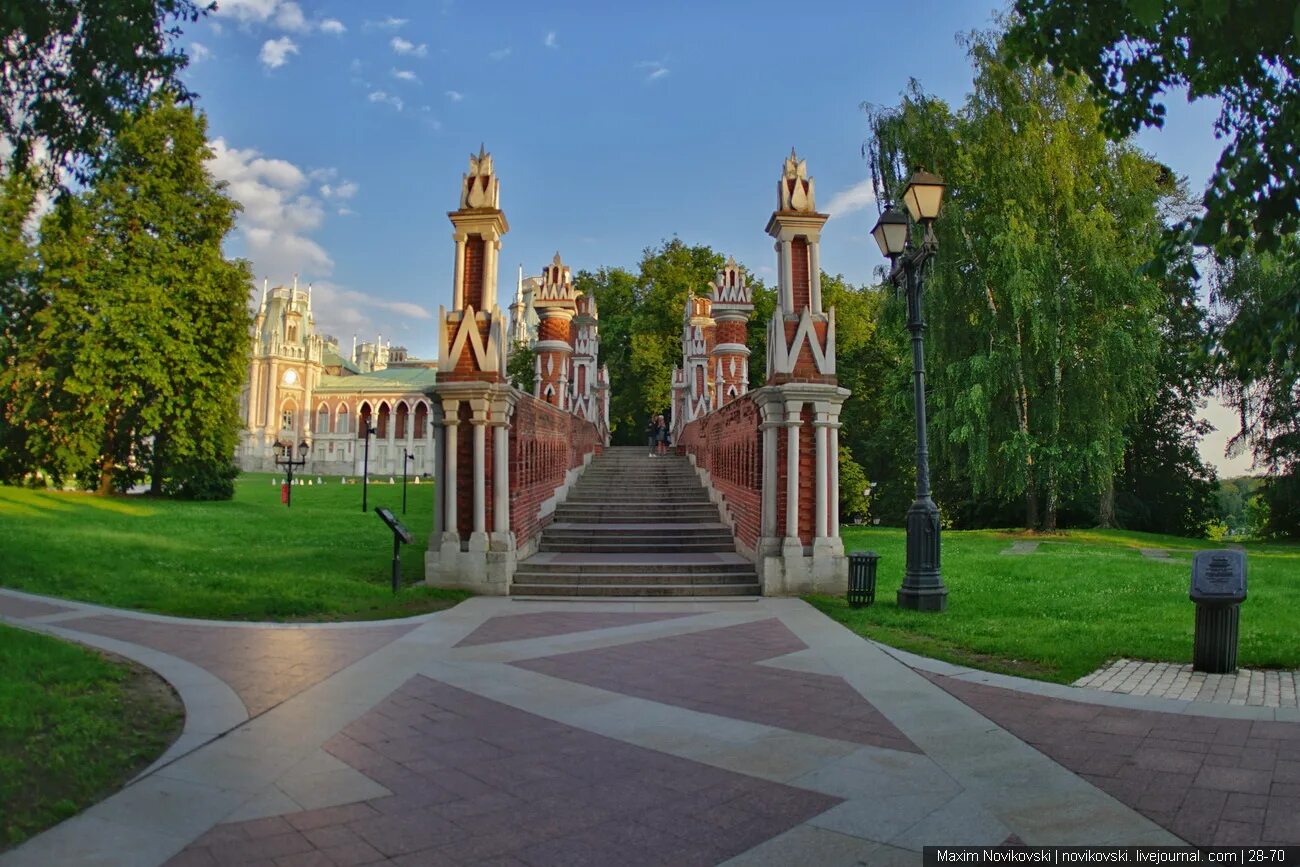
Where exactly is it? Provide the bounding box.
[413,401,428,437]
[280,400,297,432]
[336,403,350,435]
[316,403,330,434]
[394,401,409,440]
[358,402,372,438]
[377,402,390,439]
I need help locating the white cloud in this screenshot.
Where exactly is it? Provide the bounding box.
[364,17,408,30]
[637,60,669,82]
[189,42,212,63]
[823,178,876,217]
[274,1,308,32]
[206,137,332,278]
[320,18,346,35]
[444,89,464,102]
[544,31,558,48]
[368,90,404,111]
[213,0,280,24]
[308,281,432,342]
[320,180,359,200]
[391,68,420,83]
[337,207,355,217]
[488,47,512,61]
[390,37,427,57]
[259,36,299,69]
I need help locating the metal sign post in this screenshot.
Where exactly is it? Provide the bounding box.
[375,507,414,594]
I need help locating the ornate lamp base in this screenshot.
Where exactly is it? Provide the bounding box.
[898,496,947,611]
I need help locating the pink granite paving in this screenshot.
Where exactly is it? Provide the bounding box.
[0,594,73,619]
[928,673,1300,846]
[69,616,416,716]
[165,675,841,866]
[514,618,920,753]
[454,611,702,648]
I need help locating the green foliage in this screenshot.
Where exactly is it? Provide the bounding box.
[1259,472,1300,541]
[0,1,209,186]
[837,445,871,524]
[163,458,238,501]
[0,92,251,496]
[865,33,1168,530]
[506,343,536,391]
[1216,476,1265,536]
[1005,0,1300,256]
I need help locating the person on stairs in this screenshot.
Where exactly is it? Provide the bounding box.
[655,414,670,456]
[646,414,658,457]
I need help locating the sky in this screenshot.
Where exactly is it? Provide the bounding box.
[179,0,1251,476]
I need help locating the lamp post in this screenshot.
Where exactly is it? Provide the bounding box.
[273,440,310,508]
[871,169,948,612]
[361,421,377,513]
[401,448,414,514]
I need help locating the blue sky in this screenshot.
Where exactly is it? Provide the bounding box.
[182,0,1247,473]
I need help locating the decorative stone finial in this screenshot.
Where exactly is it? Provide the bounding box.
[778,149,815,212]
[460,146,500,209]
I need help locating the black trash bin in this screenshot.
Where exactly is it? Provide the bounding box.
[847,551,879,608]
[1189,550,1247,674]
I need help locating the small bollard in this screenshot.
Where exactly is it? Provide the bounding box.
[1190,550,1247,674]
[847,551,879,608]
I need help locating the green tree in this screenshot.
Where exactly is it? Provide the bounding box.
[1213,239,1300,539]
[3,92,250,495]
[1005,0,1300,256]
[505,343,536,391]
[866,34,1167,531]
[0,169,40,481]
[1,1,209,185]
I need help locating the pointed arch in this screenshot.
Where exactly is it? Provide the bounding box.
[358,401,372,439]
[279,398,298,433]
[394,400,409,440]
[377,401,391,439]
[413,400,429,438]
[335,402,350,435]
[316,402,330,434]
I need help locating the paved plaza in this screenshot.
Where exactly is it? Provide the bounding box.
[2,589,1298,866]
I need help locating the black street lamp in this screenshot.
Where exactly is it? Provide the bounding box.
[273,439,310,508]
[402,448,414,514]
[871,169,948,612]
[361,421,377,514]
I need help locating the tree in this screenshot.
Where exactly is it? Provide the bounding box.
[866,34,1167,531]
[505,342,536,391]
[0,169,40,481]
[1212,239,1300,538]
[1,1,209,185]
[1005,1,1300,256]
[2,92,250,495]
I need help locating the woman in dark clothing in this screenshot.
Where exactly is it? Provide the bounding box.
[655,414,669,456]
[646,415,658,457]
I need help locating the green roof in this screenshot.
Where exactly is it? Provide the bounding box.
[322,345,360,374]
[316,366,437,394]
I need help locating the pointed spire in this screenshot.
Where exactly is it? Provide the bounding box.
[293,272,299,292]
[259,277,268,311]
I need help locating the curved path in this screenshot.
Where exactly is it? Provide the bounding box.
[1,589,1297,866]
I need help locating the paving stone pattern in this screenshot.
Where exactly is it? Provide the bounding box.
[0,595,72,619]
[1076,660,1300,708]
[454,610,700,648]
[928,673,1300,846]
[515,618,919,753]
[70,616,416,716]
[165,675,841,866]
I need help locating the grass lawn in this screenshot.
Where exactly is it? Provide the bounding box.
[0,474,469,621]
[808,526,1300,684]
[0,624,183,849]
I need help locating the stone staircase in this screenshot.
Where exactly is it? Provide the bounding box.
[512,446,759,597]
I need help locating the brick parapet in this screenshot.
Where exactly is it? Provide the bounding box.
[679,396,763,552]
[509,391,600,549]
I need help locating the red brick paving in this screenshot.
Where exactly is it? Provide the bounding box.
[165,675,841,866]
[513,618,919,753]
[454,611,701,648]
[70,616,416,716]
[927,673,1300,846]
[0,595,73,618]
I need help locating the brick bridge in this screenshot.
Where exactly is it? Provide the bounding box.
[426,149,847,597]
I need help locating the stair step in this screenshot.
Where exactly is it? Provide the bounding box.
[511,583,761,597]
[512,572,755,586]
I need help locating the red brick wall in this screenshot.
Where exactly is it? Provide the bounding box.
[798,406,814,544]
[455,402,474,538]
[463,235,485,311]
[791,237,810,311]
[715,320,746,346]
[509,392,600,548]
[678,396,762,551]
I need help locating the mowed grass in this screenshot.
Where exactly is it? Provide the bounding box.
[1,624,183,849]
[808,527,1300,684]
[0,474,469,620]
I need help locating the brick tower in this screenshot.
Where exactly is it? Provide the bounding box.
[532,253,577,409]
[708,257,754,409]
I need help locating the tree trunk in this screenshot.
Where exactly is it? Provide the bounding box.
[1098,475,1116,528]
[97,457,115,495]
[1044,466,1058,531]
[150,430,166,496]
[1025,475,1039,529]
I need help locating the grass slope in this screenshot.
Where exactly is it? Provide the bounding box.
[0,474,468,621]
[0,624,183,849]
[808,527,1300,683]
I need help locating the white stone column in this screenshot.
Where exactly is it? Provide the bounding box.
[761,420,778,538]
[809,241,822,314]
[492,421,509,535]
[452,236,467,309]
[485,239,501,312]
[814,409,830,540]
[431,404,445,534]
[471,414,487,535]
[829,420,841,536]
[785,400,801,540]
[441,400,459,540]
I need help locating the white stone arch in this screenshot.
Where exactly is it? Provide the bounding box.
[394,399,410,440]
[316,402,331,434]
[335,401,350,435]
[279,398,298,433]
